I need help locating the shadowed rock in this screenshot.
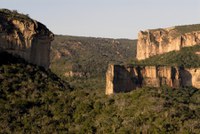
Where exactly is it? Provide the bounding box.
[0,9,54,69]
[106,64,200,95]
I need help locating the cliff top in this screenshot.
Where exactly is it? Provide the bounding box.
[143,24,200,38]
[174,24,200,35]
[0,9,31,21]
[0,8,53,38]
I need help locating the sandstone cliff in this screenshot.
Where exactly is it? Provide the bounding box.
[137,25,200,60]
[106,64,200,95]
[0,9,53,68]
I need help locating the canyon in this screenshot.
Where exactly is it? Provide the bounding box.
[106,24,200,95]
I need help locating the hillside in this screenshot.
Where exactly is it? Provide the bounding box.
[1,67,200,133]
[1,52,200,133]
[0,52,73,132]
[50,35,137,78]
[137,45,200,68]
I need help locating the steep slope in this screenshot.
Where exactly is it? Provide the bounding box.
[0,9,53,68]
[0,52,73,133]
[105,43,200,95]
[137,45,200,68]
[137,24,200,60]
[50,35,137,78]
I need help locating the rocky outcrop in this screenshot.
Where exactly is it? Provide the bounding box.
[136,27,200,60]
[106,64,200,95]
[106,64,135,95]
[64,71,90,77]
[180,68,200,88]
[0,9,53,68]
[106,25,200,95]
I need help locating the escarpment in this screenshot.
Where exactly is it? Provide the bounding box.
[0,9,53,68]
[137,25,200,60]
[106,24,200,95]
[106,64,200,95]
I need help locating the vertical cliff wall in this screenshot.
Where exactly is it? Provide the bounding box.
[0,9,53,68]
[106,64,136,95]
[106,64,200,95]
[136,27,200,60]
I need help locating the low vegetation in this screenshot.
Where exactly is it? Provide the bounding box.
[0,9,31,22]
[50,35,137,78]
[1,72,200,133]
[1,20,200,132]
[175,24,200,35]
[136,45,200,68]
[1,51,200,133]
[64,86,200,133]
[148,24,200,39]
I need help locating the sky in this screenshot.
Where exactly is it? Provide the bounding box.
[0,0,200,39]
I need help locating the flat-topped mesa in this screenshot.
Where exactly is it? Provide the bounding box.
[0,9,54,68]
[106,64,200,95]
[136,25,200,60]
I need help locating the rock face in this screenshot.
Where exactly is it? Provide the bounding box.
[180,68,200,88]
[106,24,200,95]
[136,27,200,60]
[106,64,135,95]
[106,64,200,95]
[0,9,53,68]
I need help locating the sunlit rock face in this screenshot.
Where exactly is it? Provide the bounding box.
[0,9,54,69]
[136,27,200,60]
[106,64,200,95]
[106,25,200,95]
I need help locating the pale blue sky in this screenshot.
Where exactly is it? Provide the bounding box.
[0,0,200,39]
